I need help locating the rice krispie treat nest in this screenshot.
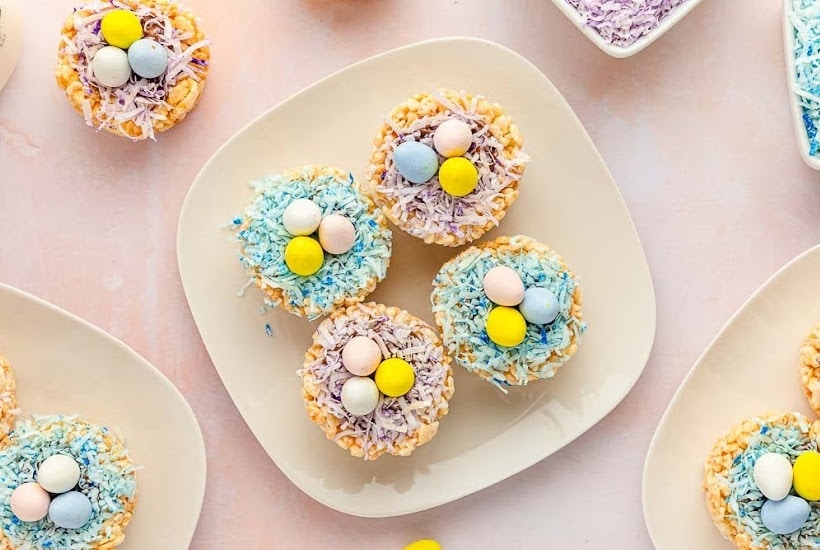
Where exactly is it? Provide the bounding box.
[300,302,454,461]
[431,235,585,390]
[0,353,18,441]
[56,0,210,140]
[234,166,392,320]
[800,323,820,416]
[367,89,529,247]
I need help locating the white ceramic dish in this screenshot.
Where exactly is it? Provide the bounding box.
[549,0,705,58]
[0,0,22,94]
[177,36,656,517]
[782,0,820,170]
[0,283,206,548]
[643,245,820,549]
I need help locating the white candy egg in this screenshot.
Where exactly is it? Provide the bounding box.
[37,454,81,494]
[482,266,525,306]
[340,376,379,416]
[283,199,322,236]
[91,46,132,88]
[318,214,355,254]
[433,119,473,158]
[753,453,794,501]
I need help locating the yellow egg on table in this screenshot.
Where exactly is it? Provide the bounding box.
[486,306,527,347]
[404,540,442,550]
[793,451,820,500]
[101,10,143,49]
[374,358,415,397]
[284,236,323,276]
[438,157,478,197]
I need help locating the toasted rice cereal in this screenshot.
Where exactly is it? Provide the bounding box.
[800,323,820,417]
[0,352,18,441]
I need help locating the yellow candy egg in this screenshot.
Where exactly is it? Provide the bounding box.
[404,540,442,550]
[438,157,478,197]
[793,451,820,501]
[101,10,143,49]
[486,306,527,347]
[284,236,323,276]
[374,358,415,397]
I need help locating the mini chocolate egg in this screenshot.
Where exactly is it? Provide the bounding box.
[519,287,560,325]
[760,495,810,535]
[438,157,478,197]
[482,266,524,306]
[404,540,442,550]
[393,141,438,184]
[48,491,93,529]
[37,454,81,494]
[433,119,472,158]
[486,306,527,347]
[283,198,322,236]
[284,236,324,276]
[318,214,355,255]
[753,453,793,501]
[10,483,50,522]
[127,38,168,79]
[91,46,132,88]
[340,376,379,416]
[793,451,820,500]
[342,336,382,376]
[100,9,143,49]
[375,358,415,397]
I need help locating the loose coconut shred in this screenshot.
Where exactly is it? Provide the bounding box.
[61,0,209,140]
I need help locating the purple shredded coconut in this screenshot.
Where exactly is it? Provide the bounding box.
[566,0,689,47]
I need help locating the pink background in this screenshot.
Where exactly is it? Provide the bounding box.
[2,0,820,548]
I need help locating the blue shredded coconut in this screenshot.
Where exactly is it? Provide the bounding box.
[264,323,273,337]
[790,1,820,157]
[0,415,137,549]
[234,167,392,320]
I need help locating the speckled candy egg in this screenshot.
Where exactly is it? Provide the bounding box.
[486,306,527,347]
[375,358,415,397]
[760,495,810,535]
[393,141,438,184]
[433,119,472,158]
[92,46,132,88]
[37,454,81,494]
[519,287,560,325]
[283,198,322,236]
[753,453,793,501]
[438,157,479,197]
[340,376,380,416]
[127,38,168,79]
[482,266,524,306]
[284,236,324,276]
[342,336,382,376]
[100,9,143,49]
[404,540,442,550]
[10,483,50,522]
[318,214,355,254]
[48,491,93,529]
[793,451,820,501]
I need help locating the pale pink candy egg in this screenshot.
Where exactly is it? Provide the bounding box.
[482,266,525,306]
[10,483,50,522]
[318,214,356,255]
[433,119,473,158]
[342,336,382,376]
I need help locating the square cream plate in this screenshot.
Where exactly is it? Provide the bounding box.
[643,245,820,549]
[0,283,206,548]
[177,37,656,517]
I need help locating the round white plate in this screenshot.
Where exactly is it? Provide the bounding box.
[0,0,22,94]
[177,37,656,517]
[0,283,206,548]
[643,245,820,549]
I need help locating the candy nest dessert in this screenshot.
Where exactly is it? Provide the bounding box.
[300,302,454,461]
[800,323,820,416]
[56,0,210,140]
[431,235,585,391]
[367,89,529,247]
[234,166,392,320]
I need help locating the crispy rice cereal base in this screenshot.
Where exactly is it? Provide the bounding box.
[0,417,137,550]
[0,353,17,442]
[703,412,820,550]
[301,303,455,460]
[55,0,210,140]
[432,235,584,386]
[243,166,391,318]
[800,323,820,417]
[367,89,525,247]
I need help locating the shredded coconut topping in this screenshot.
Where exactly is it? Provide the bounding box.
[565,0,689,47]
[789,0,820,157]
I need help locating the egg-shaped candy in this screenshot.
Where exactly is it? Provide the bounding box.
[404,540,442,550]
[127,38,168,79]
[318,214,355,254]
[10,483,50,522]
[760,495,810,535]
[284,236,323,276]
[393,141,438,184]
[753,453,793,501]
[519,287,560,325]
[37,454,81,494]
[101,9,143,49]
[375,358,415,397]
[793,451,820,501]
[283,198,322,236]
[340,376,380,416]
[482,266,524,306]
[342,336,382,376]
[48,491,93,529]
[438,157,478,197]
[433,119,472,158]
[486,306,527,347]
[92,46,132,88]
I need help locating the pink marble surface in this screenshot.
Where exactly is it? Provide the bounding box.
[1,0,819,548]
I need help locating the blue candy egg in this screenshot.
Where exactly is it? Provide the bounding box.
[393,141,438,184]
[760,495,810,535]
[48,491,93,529]
[127,38,169,79]
[519,287,560,325]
